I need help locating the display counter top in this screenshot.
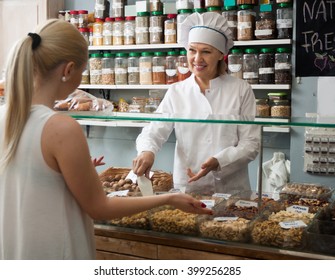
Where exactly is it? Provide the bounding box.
[94,224,335,260]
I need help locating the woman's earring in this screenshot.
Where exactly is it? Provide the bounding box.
[61,76,67,82]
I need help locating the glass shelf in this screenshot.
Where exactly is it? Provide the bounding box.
[65,112,335,129]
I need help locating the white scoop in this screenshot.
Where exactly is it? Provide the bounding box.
[137,175,154,196]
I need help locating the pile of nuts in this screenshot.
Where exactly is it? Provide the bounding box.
[150,208,198,235]
[199,218,251,242]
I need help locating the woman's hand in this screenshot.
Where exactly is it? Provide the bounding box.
[92,156,105,167]
[132,151,155,178]
[187,157,219,183]
[167,193,213,215]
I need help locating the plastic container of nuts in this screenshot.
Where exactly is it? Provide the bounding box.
[251,210,315,249]
[149,205,199,236]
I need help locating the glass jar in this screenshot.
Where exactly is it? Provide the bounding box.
[166,50,179,84]
[94,0,105,19]
[149,11,164,44]
[79,28,90,46]
[152,52,166,85]
[237,5,256,41]
[89,27,94,46]
[115,52,128,85]
[58,10,66,20]
[193,0,206,9]
[111,0,124,18]
[102,52,115,85]
[145,97,161,113]
[128,52,140,85]
[124,16,136,45]
[113,17,125,46]
[258,48,275,84]
[255,11,276,40]
[69,10,79,28]
[256,99,270,118]
[177,9,193,43]
[242,48,258,84]
[205,0,223,7]
[228,48,243,79]
[276,2,293,39]
[89,53,103,85]
[140,52,153,85]
[81,62,90,85]
[206,6,222,13]
[150,0,163,12]
[93,18,104,46]
[176,0,194,10]
[102,17,114,46]
[275,47,292,84]
[237,0,258,4]
[164,14,177,44]
[136,12,150,45]
[270,99,291,118]
[177,49,191,81]
[78,10,88,28]
[222,6,237,41]
[64,10,71,22]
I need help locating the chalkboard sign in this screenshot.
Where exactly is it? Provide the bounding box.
[295,0,335,77]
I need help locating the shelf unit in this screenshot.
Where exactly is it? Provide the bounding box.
[77,39,293,133]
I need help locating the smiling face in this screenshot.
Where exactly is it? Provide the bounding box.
[187,43,224,82]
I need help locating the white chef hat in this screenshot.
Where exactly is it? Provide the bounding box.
[178,12,234,55]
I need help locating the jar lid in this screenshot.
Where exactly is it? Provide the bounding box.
[78,28,89,32]
[137,12,150,17]
[231,48,243,54]
[90,53,103,58]
[69,10,78,15]
[105,17,114,22]
[154,51,166,56]
[95,18,104,22]
[141,52,154,56]
[103,52,115,58]
[78,10,88,14]
[268,92,288,98]
[125,16,136,21]
[151,11,163,16]
[278,3,293,8]
[244,48,258,54]
[272,99,290,105]
[276,47,292,53]
[178,9,193,14]
[193,8,207,13]
[115,17,125,21]
[115,52,128,57]
[129,52,141,57]
[256,98,269,104]
[207,6,222,12]
[239,4,255,10]
[260,47,275,53]
[167,13,177,19]
[223,6,237,11]
[179,49,187,55]
[167,50,180,56]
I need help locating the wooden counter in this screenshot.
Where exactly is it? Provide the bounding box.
[94,224,335,260]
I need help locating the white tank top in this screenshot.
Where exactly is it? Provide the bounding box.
[0,105,95,259]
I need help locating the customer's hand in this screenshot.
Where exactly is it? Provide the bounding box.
[92,156,105,167]
[132,151,155,178]
[187,157,219,183]
[167,193,213,215]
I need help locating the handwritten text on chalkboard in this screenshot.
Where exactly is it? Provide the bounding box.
[296,0,335,76]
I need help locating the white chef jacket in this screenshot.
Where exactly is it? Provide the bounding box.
[136,74,260,193]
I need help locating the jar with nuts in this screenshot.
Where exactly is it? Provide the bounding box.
[237,4,256,41]
[255,11,276,40]
[101,52,115,85]
[222,5,237,41]
[270,99,291,118]
[256,98,270,118]
[89,53,103,84]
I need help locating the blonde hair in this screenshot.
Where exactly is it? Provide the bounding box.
[1,19,88,169]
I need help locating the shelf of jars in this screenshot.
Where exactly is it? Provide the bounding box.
[78,84,291,90]
[87,40,292,52]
